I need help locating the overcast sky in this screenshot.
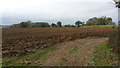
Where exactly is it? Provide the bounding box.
[1,0,118,25]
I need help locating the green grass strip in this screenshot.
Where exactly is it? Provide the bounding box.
[92,42,118,66]
[2,47,58,66]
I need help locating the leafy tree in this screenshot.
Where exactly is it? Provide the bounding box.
[20,22,30,28]
[75,21,83,27]
[51,23,57,27]
[96,17,106,25]
[27,20,32,23]
[96,16,113,25]
[86,16,114,25]
[31,22,50,27]
[11,24,20,28]
[42,23,50,27]
[86,17,97,26]
[57,21,62,27]
[11,21,50,28]
[106,17,113,25]
[64,24,75,27]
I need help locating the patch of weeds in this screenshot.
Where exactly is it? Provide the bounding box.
[79,42,85,45]
[59,47,78,66]
[92,42,118,66]
[2,47,58,66]
[68,47,78,54]
[74,55,81,60]
[67,42,84,55]
[60,42,85,62]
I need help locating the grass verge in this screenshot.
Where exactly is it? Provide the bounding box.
[82,25,118,28]
[2,47,58,66]
[92,42,118,66]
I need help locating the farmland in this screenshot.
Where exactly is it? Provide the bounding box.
[2,27,118,66]
[2,27,115,57]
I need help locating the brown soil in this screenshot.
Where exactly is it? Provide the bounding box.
[41,37,108,66]
[2,27,115,57]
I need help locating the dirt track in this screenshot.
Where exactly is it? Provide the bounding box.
[40,37,108,66]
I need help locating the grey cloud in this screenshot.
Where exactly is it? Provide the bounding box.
[2,2,118,25]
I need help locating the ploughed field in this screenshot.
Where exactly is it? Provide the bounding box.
[2,27,116,57]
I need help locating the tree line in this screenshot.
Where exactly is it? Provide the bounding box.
[11,16,115,28]
[85,16,115,26]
